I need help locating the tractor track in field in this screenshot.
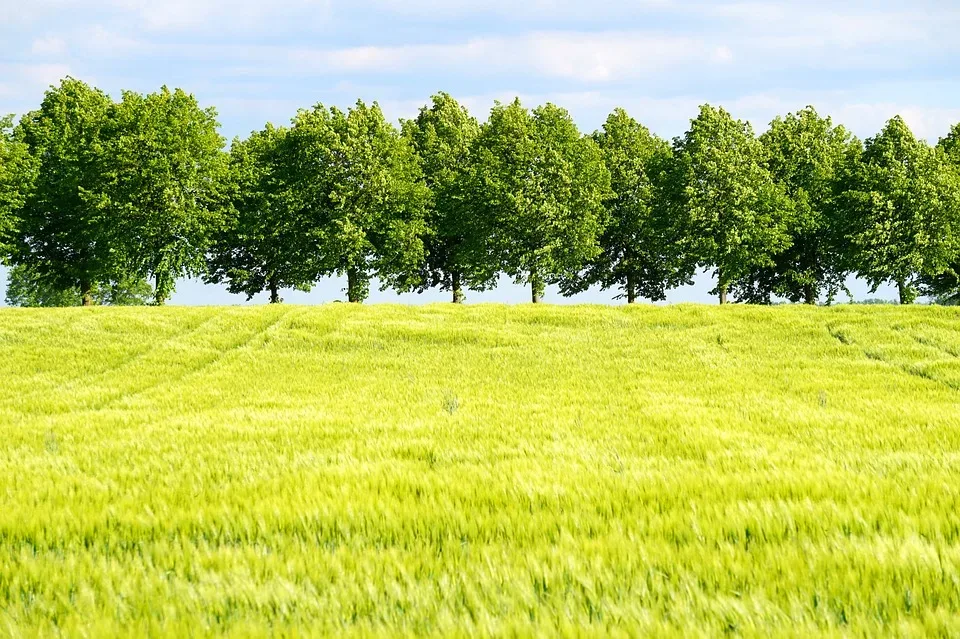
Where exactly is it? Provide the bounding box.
[891,325,960,360]
[94,306,303,411]
[826,322,960,395]
[2,313,223,413]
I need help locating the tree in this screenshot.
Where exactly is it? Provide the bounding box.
[672,104,792,304]
[11,78,121,306]
[5,263,152,307]
[466,99,610,303]
[923,262,960,305]
[0,115,35,258]
[96,87,230,305]
[286,100,429,303]
[562,108,694,303]
[206,125,315,303]
[940,123,960,165]
[917,127,960,304]
[402,92,491,303]
[734,107,858,304]
[844,116,960,304]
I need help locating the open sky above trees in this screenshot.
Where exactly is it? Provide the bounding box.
[2,0,959,304]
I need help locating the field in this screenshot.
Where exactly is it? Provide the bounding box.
[2,304,960,637]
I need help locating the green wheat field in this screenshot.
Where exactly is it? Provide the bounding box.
[2,304,960,637]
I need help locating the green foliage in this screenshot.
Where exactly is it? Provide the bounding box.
[844,117,960,304]
[95,87,230,305]
[563,108,694,302]
[467,99,611,302]
[402,92,489,302]
[4,264,78,307]
[3,304,960,635]
[939,122,960,166]
[206,125,315,303]
[0,115,35,257]
[734,107,858,304]
[924,125,960,304]
[5,263,152,306]
[9,80,960,307]
[922,258,960,306]
[673,104,793,303]
[11,78,121,303]
[287,101,430,302]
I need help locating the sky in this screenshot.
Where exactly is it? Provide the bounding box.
[2,0,959,305]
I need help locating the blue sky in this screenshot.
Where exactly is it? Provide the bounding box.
[2,0,959,305]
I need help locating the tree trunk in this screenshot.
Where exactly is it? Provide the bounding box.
[530,270,544,304]
[803,283,816,305]
[269,278,280,304]
[346,268,362,303]
[80,279,93,307]
[451,271,465,304]
[626,273,637,304]
[897,279,913,305]
[718,285,728,305]
[153,273,167,306]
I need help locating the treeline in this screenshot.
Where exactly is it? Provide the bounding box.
[2,77,960,307]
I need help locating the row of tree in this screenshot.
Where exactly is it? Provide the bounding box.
[2,78,960,307]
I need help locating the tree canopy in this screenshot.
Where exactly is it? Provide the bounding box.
[563,108,694,302]
[287,101,429,302]
[11,78,120,305]
[467,99,610,302]
[939,123,960,166]
[734,107,859,304]
[402,92,489,302]
[844,116,960,304]
[673,105,793,304]
[0,115,35,257]
[206,124,316,303]
[96,87,230,304]
[3,79,960,306]
[5,263,152,307]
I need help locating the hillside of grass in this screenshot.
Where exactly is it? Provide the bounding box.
[2,304,960,636]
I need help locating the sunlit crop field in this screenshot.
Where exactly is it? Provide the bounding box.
[2,304,960,636]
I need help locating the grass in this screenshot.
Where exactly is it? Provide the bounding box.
[1,303,960,637]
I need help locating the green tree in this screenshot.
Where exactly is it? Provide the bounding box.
[96,87,230,305]
[673,104,792,304]
[206,125,315,303]
[5,263,152,307]
[940,123,960,165]
[734,107,858,304]
[11,78,120,305]
[402,92,491,303]
[287,100,429,303]
[925,124,960,304]
[0,115,35,258]
[467,99,610,303]
[844,116,960,304]
[923,263,960,305]
[562,108,694,303]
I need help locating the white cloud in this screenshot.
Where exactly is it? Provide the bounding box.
[0,63,73,103]
[288,32,714,82]
[711,46,734,64]
[705,1,960,67]
[84,25,141,53]
[5,0,959,147]
[832,104,960,143]
[125,0,331,31]
[6,0,332,31]
[363,0,675,21]
[30,36,68,56]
